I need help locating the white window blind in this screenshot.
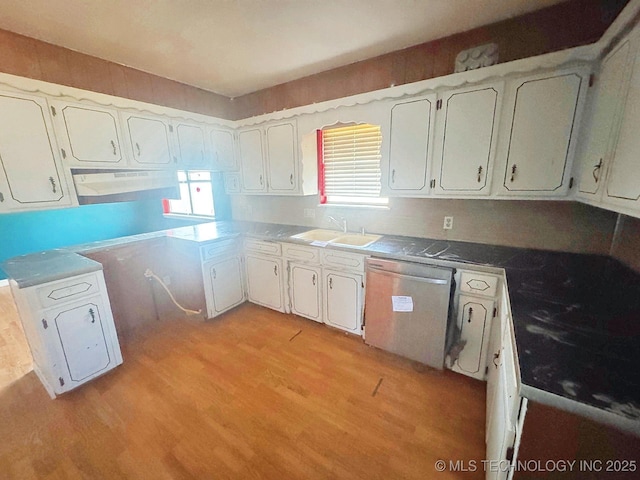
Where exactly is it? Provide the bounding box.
[322,124,385,203]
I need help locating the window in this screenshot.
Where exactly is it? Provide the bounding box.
[319,123,388,206]
[164,170,215,217]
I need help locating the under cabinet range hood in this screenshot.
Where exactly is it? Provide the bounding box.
[72,170,179,204]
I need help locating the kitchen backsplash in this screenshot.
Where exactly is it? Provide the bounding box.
[230,196,617,255]
[611,215,640,272]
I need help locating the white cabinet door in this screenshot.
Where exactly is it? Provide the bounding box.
[453,295,494,379]
[45,297,113,391]
[605,33,640,209]
[433,85,502,195]
[290,263,322,322]
[239,128,267,192]
[323,269,363,334]
[208,256,245,316]
[577,40,632,198]
[0,92,71,210]
[53,101,124,166]
[175,122,210,168]
[387,96,436,194]
[245,254,284,312]
[501,72,585,195]
[123,113,174,167]
[223,173,241,194]
[210,128,237,171]
[266,122,297,192]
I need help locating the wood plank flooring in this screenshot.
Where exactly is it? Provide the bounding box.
[0,286,486,479]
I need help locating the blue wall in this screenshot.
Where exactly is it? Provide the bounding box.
[0,200,201,280]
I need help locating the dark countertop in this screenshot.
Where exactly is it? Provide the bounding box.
[2,220,638,433]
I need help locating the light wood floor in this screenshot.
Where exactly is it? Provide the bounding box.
[0,286,486,479]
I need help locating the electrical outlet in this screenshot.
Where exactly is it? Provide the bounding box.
[304,208,316,219]
[443,216,454,230]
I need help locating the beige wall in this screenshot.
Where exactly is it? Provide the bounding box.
[611,215,640,272]
[230,195,617,254]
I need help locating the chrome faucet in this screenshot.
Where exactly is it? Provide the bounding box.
[328,215,347,233]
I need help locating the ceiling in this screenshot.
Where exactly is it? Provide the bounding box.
[0,0,567,98]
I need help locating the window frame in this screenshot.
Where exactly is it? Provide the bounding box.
[163,170,216,219]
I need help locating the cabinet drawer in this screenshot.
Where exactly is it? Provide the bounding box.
[459,270,499,297]
[244,238,282,256]
[36,273,101,309]
[321,250,366,272]
[281,243,320,264]
[201,238,238,262]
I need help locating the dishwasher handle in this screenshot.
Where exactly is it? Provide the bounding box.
[367,265,449,285]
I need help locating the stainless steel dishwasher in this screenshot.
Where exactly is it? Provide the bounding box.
[364,258,454,369]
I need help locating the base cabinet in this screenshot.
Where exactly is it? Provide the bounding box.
[9,270,122,398]
[204,256,245,318]
[289,262,322,322]
[453,294,494,378]
[245,254,285,312]
[323,269,363,334]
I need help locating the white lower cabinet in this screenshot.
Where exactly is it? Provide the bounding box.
[450,269,500,380]
[9,270,122,398]
[204,256,245,318]
[323,269,364,335]
[289,262,322,322]
[245,254,285,312]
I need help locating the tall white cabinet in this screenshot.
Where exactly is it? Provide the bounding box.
[9,268,122,398]
[0,91,73,212]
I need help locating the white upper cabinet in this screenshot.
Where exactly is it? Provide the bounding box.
[121,112,175,168]
[386,95,436,195]
[604,30,640,211]
[0,91,73,211]
[174,121,211,169]
[498,69,587,196]
[576,40,632,200]
[266,122,297,192]
[209,128,237,171]
[239,127,267,192]
[432,84,503,195]
[51,101,124,167]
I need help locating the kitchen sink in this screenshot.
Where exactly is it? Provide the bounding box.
[330,234,381,248]
[291,229,381,248]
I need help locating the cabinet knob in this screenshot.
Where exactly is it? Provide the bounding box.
[493,351,501,368]
[510,164,517,182]
[111,140,117,155]
[136,142,141,156]
[467,307,473,323]
[290,173,294,185]
[391,169,396,183]
[329,277,333,289]
[477,165,483,183]
[312,274,316,286]
[0,192,4,202]
[259,174,263,186]
[49,176,57,193]
[274,265,278,276]
[88,308,95,323]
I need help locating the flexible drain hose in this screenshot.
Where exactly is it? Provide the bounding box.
[144,269,202,316]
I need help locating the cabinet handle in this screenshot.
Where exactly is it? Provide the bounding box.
[110,140,117,155]
[477,165,483,183]
[136,142,141,156]
[493,351,501,368]
[510,164,517,182]
[467,307,473,323]
[312,274,316,286]
[212,268,217,279]
[49,176,57,193]
[329,277,333,289]
[88,308,95,323]
[290,173,294,185]
[274,265,278,276]
[0,192,4,203]
[391,169,396,183]
[592,158,603,183]
[259,174,263,186]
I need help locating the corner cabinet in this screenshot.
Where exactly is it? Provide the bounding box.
[9,270,123,398]
[0,91,74,212]
[497,69,588,197]
[237,119,317,195]
[50,100,125,167]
